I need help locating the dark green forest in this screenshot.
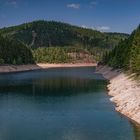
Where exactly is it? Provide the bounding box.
[0,20,128,64]
[103,25,140,75]
[0,35,34,64]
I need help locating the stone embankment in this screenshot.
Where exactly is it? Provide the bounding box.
[96,65,140,125]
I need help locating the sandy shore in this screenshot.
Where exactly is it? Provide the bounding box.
[0,63,97,73]
[96,65,140,125]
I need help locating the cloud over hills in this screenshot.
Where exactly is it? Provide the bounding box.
[67,3,80,9]
[82,25,111,32]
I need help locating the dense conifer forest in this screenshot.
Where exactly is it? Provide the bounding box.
[0,35,34,64]
[103,25,140,75]
[0,20,128,64]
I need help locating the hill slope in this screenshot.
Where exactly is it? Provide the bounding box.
[0,35,34,64]
[0,20,129,64]
[103,24,140,75]
[0,20,128,49]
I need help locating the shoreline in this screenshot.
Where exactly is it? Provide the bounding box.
[96,65,140,125]
[1,63,139,125]
[0,63,97,73]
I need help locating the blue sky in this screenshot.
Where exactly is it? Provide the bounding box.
[0,0,140,33]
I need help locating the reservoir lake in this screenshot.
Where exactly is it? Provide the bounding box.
[0,67,140,140]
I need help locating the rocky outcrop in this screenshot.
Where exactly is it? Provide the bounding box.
[96,65,140,125]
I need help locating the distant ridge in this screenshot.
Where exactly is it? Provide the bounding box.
[0,20,129,65]
[0,20,129,49]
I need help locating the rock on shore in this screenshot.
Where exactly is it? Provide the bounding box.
[96,65,140,125]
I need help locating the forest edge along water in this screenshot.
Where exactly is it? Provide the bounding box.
[0,66,140,140]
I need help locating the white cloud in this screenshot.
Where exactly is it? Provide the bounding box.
[81,25,88,29]
[81,25,95,30]
[81,25,111,32]
[67,3,80,9]
[81,25,93,29]
[97,26,111,31]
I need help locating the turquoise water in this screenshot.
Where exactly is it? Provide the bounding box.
[0,67,139,140]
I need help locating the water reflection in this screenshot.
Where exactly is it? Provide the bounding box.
[0,67,139,140]
[0,77,106,97]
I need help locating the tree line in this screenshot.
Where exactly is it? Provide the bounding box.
[0,20,128,49]
[0,20,129,65]
[103,25,140,75]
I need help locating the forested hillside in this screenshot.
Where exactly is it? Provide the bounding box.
[0,35,34,64]
[103,25,140,75]
[0,20,129,64]
[0,20,128,48]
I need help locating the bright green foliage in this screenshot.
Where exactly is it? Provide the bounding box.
[33,47,70,63]
[33,47,95,63]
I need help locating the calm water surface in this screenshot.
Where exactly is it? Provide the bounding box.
[0,67,140,140]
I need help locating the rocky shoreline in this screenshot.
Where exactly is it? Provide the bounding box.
[96,65,140,125]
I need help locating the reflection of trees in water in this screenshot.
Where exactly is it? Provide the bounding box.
[131,122,140,140]
[32,78,106,96]
[0,77,106,97]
